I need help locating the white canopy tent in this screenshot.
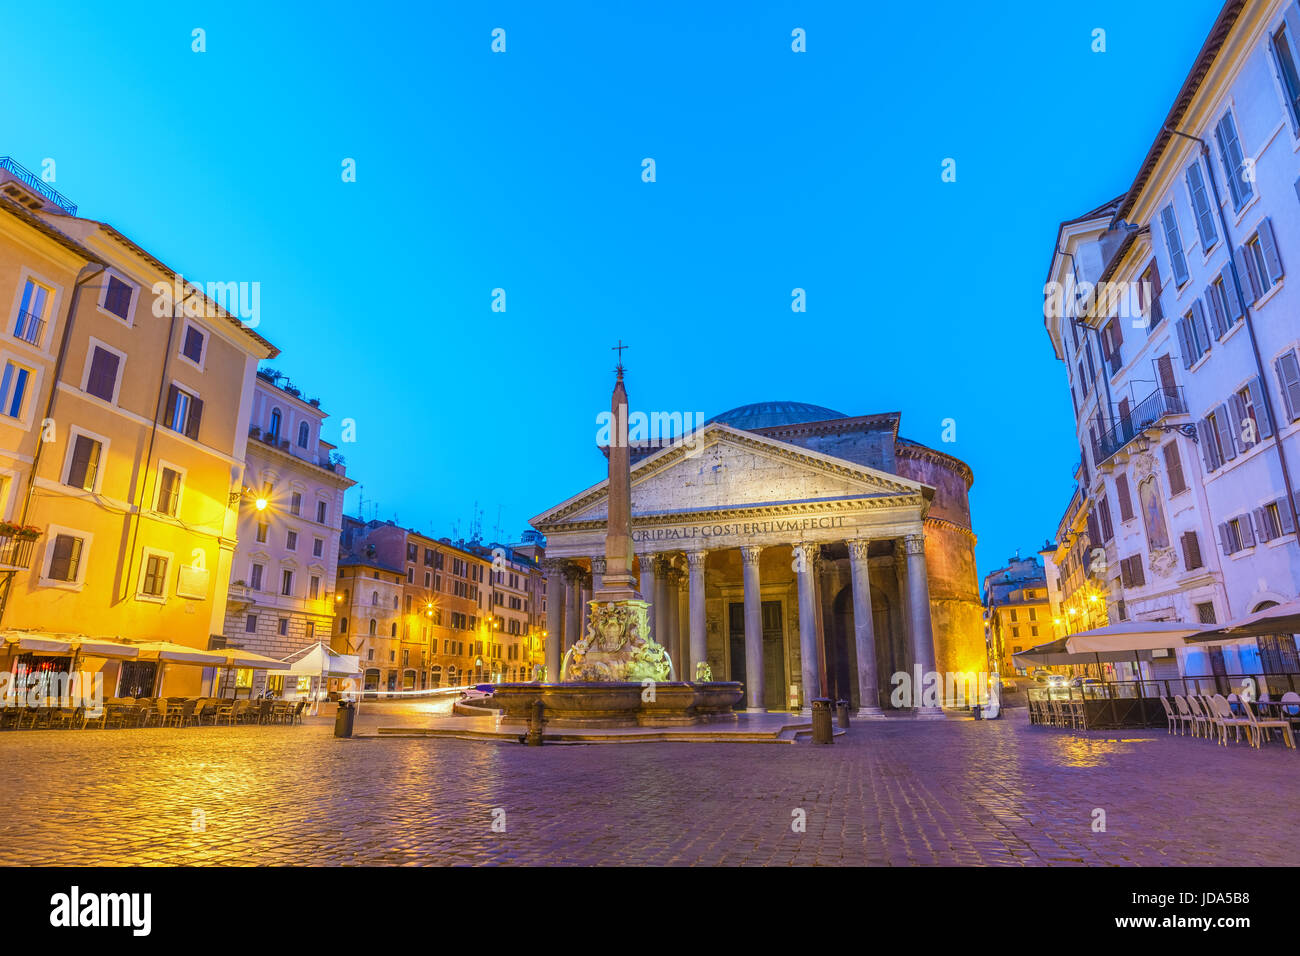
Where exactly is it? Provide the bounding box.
[280,642,361,712]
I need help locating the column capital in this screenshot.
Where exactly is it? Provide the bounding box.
[685,549,708,571]
[903,532,926,556]
[793,541,819,573]
[590,556,607,575]
[740,545,763,567]
[563,564,585,584]
[847,539,872,564]
[542,557,568,574]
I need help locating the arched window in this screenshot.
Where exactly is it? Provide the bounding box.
[339,617,348,633]
[297,421,309,447]
[368,618,377,635]
[390,622,397,637]
[268,408,282,441]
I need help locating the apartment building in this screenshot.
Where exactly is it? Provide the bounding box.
[0,159,276,696]
[222,369,355,696]
[1043,0,1300,680]
[473,539,546,682]
[334,518,494,689]
[982,556,1052,676]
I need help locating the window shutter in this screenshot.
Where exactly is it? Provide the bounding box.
[1280,497,1298,536]
[68,436,94,489]
[1255,506,1274,542]
[1111,314,1123,347]
[1161,204,1190,285]
[1115,473,1134,522]
[1086,512,1100,548]
[1164,441,1187,495]
[1181,530,1203,570]
[1186,162,1218,246]
[1190,299,1210,357]
[86,348,119,402]
[162,384,178,427]
[1157,354,1177,393]
[1099,495,1114,542]
[1276,351,1300,421]
[185,396,204,440]
[1220,264,1243,322]
[1271,26,1300,134]
[1248,376,1275,438]
[1198,419,1220,472]
[1235,245,1261,302]
[1218,522,1233,555]
[1214,404,1237,460]
[1257,218,1284,285]
[1176,318,1194,368]
[1228,391,1249,450]
[1204,284,1228,338]
[1147,263,1165,327]
[1131,556,1146,587]
[1239,513,1256,548]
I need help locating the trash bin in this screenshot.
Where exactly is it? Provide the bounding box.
[334,699,355,738]
[522,698,545,746]
[836,699,851,729]
[972,704,982,720]
[811,698,833,745]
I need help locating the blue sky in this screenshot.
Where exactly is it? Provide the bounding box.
[2,0,1223,576]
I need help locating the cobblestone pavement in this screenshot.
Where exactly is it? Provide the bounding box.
[1,703,1297,866]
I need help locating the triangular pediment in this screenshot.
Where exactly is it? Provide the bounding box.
[531,423,931,529]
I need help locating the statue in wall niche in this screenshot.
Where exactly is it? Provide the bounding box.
[1139,475,1171,552]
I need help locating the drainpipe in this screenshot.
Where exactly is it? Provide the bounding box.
[1165,125,1300,542]
[0,261,106,625]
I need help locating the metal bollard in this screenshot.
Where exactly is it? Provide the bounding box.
[836,699,851,729]
[523,698,545,746]
[811,698,833,745]
[333,699,355,738]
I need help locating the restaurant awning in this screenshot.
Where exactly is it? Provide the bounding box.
[128,641,229,666]
[1,632,141,660]
[220,648,290,671]
[1065,621,1203,654]
[1014,636,1158,669]
[281,642,361,678]
[1186,597,1300,642]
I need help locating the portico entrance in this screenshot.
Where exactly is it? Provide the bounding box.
[727,600,787,711]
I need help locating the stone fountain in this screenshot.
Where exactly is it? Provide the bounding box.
[477,357,742,728]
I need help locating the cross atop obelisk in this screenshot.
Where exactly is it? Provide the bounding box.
[596,345,640,601]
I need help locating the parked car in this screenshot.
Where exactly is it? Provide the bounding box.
[1045,674,1069,689]
[1069,677,1102,689]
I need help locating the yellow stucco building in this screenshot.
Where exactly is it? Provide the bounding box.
[0,161,276,696]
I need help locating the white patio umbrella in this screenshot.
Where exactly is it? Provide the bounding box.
[1187,597,1300,641]
[1065,621,1204,654]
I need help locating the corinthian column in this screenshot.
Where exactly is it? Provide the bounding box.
[654,556,671,650]
[847,539,882,717]
[740,546,765,711]
[543,559,566,681]
[685,550,708,680]
[904,532,943,718]
[794,542,820,713]
[638,553,657,639]
[564,566,583,653]
[665,564,683,679]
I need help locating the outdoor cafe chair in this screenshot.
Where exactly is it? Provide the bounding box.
[1240,698,1295,750]
[1185,695,1212,739]
[291,700,307,724]
[214,700,237,725]
[1159,696,1178,734]
[192,699,216,725]
[169,699,198,727]
[1278,692,1300,733]
[1172,695,1196,736]
[272,701,293,724]
[1209,694,1249,745]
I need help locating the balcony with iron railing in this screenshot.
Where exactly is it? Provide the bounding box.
[0,157,78,215]
[13,310,44,346]
[1094,386,1188,465]
[0,525,42,570]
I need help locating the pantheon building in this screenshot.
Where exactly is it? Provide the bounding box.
[530,402,983,715]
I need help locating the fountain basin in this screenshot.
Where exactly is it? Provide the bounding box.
[483,681,743,728]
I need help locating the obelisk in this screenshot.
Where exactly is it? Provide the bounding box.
[561,348,672,682]
[595,359,640,602]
